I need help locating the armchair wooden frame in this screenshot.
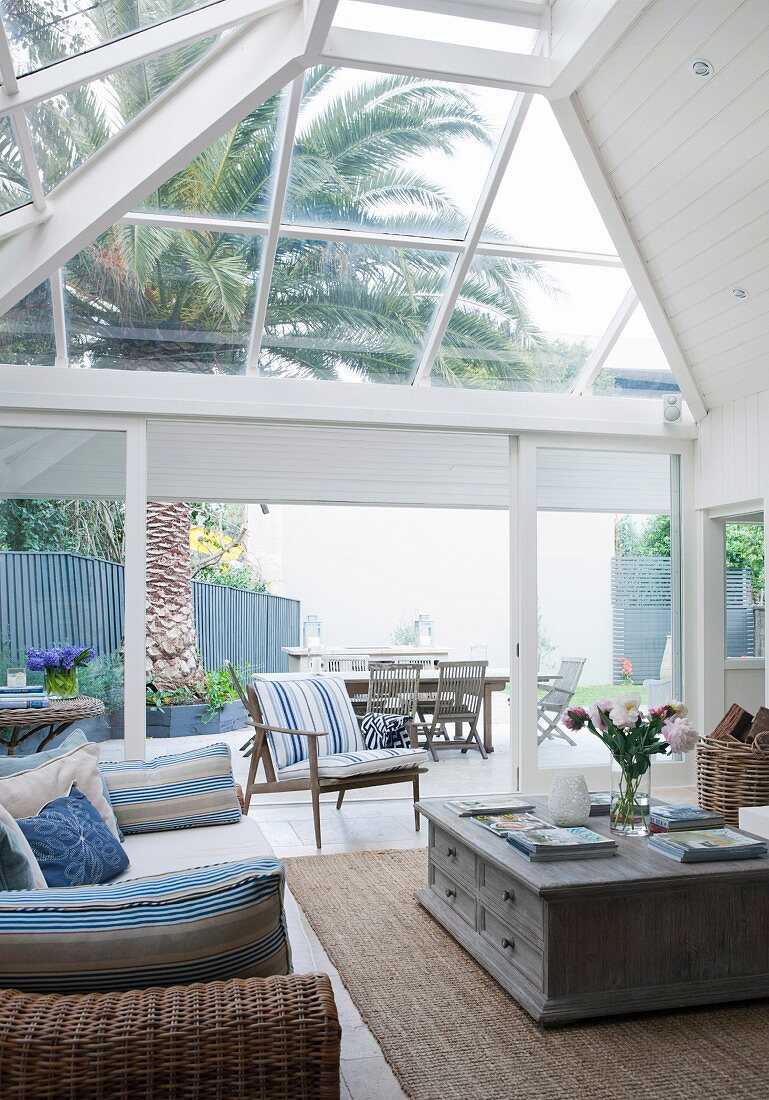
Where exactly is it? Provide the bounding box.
[227,664,427,849]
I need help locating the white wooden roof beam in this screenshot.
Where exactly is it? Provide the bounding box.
[0,21,46,213]
[0,0,299,116]
[551,94,707,420]
[0,8,307,315]
[570,286,637,395]
[549,0,656,98]
[411,89,533,385]
[50,269,68,368]
[361,0,546,29]
[246,75,304,373]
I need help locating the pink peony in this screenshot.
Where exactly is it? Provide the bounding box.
[563,706,589,731]
[663,716,699,753]
[588,699,613,732]
[650,705,669,720]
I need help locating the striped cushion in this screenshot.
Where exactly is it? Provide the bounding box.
[277,746,428,780]
[100,743,241,835]
[253,675,363,769]
[0,858,290,993]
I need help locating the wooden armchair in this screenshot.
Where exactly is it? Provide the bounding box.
[227,664,428,849]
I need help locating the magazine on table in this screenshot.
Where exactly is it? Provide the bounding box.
[588,793,611,816]
[649,805,724,832]
[505,823,618,862]
[446,796,536,817]
[0,695,50,710]
[0,685,45,695]
[649,827,767,862]
[473,812,546,836]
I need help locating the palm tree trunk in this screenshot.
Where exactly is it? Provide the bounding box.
[145,501,206,693]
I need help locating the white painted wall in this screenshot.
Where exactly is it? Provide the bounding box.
[537,511,614,684]
[248,503,510,665]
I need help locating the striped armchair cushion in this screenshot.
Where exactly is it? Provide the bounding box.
[101,743,241,835]
[0,858,289,994]
[252,675,363,770]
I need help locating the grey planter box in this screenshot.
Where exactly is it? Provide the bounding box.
[146,699,248,738]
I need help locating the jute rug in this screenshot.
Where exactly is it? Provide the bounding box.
[284,847,769,1100]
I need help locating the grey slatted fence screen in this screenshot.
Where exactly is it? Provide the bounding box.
[0,552,299,673]
[726,568,756,659]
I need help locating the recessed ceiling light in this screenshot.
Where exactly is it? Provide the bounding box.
[691,58,713,77]
[732,287,749,299]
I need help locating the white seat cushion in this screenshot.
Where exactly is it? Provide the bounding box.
[116,816,274,881]
[277,747,428,780]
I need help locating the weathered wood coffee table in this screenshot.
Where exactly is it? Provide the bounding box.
[416,797,769,1026]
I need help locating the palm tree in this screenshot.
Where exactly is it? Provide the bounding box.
[1,2,563,691]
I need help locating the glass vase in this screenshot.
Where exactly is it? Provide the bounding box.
[44,668,78,698]
[610,757,651,836]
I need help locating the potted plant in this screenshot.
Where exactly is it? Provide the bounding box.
[564,697,699,835]
[145,664,250,738]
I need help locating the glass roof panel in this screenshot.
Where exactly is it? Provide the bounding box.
[0,279,56,365]
[1,0,220,78]
[333,3,538,52]
[260,236,453,383]
[0,114,31,215]
[64,226,260,373]
[594,302,680,399]
[282,67,513,240]
[27,36,216,193]
[434,258,630,391]
[138,92,282,222]
[483,95,617,255]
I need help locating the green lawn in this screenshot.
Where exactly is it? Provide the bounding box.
[570,683,648,708]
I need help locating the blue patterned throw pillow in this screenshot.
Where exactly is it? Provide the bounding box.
[360,712,412,749]
[16,785,129,888]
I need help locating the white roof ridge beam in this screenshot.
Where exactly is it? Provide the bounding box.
[0,0,299,116]
[0,203,49,242]
[246,75,304,374]
[548,0,656,99]
[360,0,546,30]
[320,28,558,92]
[570,287,637,395]
[551,94,707,421]
[411,90,534,386]
[303,0,340,55]
[0,8,306,314]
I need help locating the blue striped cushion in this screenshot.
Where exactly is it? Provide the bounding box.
[101,743,241,835]
[278,746,428,779]
[253,675,363,770]
[0,858,290,993]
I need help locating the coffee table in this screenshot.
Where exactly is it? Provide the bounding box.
[416,797,769,1026]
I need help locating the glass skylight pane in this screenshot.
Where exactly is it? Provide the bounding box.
[65,227,260,373]
[139,93,282,221]
[333,3,538,52]
[260,237,452,383]
[483,96,617,255]
[434,258,630,392]
[594,303,680,399]
[0,115,31,215]
[1,0,220,77]
[283,67,513,240]
[0,279,56,365]
[27,37,215,193]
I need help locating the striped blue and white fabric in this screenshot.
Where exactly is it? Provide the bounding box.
[278,746,428,780]
[101,743,241,835]
[0,858,290,993]
[252,675,364,769]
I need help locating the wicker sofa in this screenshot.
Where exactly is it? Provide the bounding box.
[0,781,340,1100]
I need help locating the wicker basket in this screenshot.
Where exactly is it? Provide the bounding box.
[697,736,769,825]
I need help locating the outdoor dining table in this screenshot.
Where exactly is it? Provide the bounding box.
[0,695,105,755]
[339,668,510,753]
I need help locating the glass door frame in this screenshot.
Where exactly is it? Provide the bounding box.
[514,433,697,795]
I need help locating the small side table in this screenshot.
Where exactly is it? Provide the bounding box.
[0,696,106,755]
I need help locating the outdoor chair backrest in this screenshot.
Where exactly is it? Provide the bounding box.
[322,654,370,672]
[366,662,421,718]
[540,658,586,711]
[430,661,487,721]
[392,656,439,669]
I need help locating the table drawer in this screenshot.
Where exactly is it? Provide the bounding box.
[479,906,543,990]
[479,860,543,945]
[430,862,476,928]
[431,825,475,884]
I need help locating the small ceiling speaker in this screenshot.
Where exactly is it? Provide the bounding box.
[663,394,683,422]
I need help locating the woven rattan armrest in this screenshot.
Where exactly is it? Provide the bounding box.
[0,973,341,1100]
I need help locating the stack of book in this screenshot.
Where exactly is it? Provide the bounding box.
[446,796,535,817]
[0,685,51,710]
[649,805,724,833]
[473,812,618,861]
[588,793,611,816]
[649,828,767,862]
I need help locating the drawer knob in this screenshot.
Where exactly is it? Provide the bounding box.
[445,888,456,899]
[446,846,457,858]
[501,937,515,951]
[502,889,515,903]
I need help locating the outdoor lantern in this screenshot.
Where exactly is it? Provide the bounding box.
[414,613,433,648]
[303,614,322,649]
